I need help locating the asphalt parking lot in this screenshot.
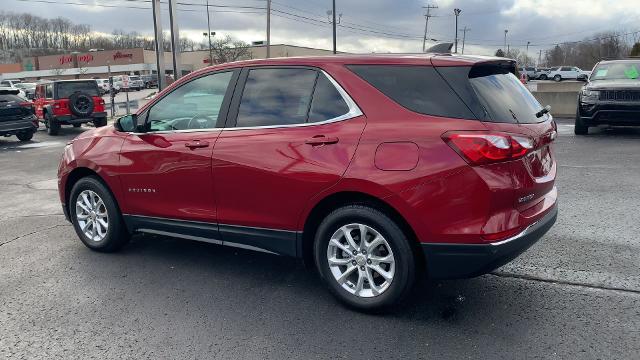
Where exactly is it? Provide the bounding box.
[1,119,639,359]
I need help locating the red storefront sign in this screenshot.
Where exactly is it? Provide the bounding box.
[113,51,134,61]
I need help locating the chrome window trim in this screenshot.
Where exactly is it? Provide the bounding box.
[126,69,362,135]
[226,69,363,131]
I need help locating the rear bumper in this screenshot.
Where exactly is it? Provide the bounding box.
[0,117,38,135]
[54,112,107,124]
[422,205,557,279]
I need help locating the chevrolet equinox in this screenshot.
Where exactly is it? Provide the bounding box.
[58,54,558,311]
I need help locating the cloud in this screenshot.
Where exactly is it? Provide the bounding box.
[5,0,640,56]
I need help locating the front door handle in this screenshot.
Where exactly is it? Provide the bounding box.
[185,140,210,149]
[305,135,339,146]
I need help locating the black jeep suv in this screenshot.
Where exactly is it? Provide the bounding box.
[576,59,640,135]
[34,80,107,135]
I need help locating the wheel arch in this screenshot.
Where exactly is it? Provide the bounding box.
[64,167,123,217]
[300,191,424,271]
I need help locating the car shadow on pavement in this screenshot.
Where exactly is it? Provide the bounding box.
[102,233,541,323]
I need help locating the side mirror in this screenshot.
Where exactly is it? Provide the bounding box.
[115,114,143,132]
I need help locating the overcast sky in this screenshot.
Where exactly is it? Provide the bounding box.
[6,0,640,56]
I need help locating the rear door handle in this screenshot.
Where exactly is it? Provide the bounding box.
[305,135,339,146]
[185,140,210,149]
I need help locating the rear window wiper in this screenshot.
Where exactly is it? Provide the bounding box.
[536,105,551,118]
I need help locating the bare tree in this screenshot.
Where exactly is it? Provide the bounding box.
[210,35,251,64]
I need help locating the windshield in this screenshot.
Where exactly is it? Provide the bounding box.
[591,62,640,81]
[15,83,36,89]
[56,81,99,98]
[469,71,547,124]
[130,76,140,81]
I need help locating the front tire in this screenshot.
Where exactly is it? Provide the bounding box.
[69,176,130,252]
[314,205,416,311]
[575,106,589,135]
[554,74,562,82]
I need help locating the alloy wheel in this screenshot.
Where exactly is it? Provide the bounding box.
[75,190,109,242]
[326,223,395,298]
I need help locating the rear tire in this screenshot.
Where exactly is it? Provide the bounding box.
[45,112,60,135]
[93,117,107,127]
[539,74,547,80]
[69,176,130,252]
[16,131,34,141]
[314,205,416,312]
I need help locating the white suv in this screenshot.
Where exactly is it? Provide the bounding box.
[548,66,588,82]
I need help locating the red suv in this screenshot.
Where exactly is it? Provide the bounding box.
[34,80,107,135]
[58,54,557,311]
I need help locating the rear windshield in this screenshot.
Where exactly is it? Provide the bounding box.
[591,61,640,80]
[56,81,99,98]
[0,94,24,102]
[347,65,476,119]
[468,67,547,124]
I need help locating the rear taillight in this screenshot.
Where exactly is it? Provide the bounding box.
[442,131,535,165]
[19,102,35,114]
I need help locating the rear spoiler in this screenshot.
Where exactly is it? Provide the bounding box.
[425,42,453,54]
[0,88,20,95]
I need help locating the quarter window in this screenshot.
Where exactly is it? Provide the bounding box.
[147,71,233,131]
[348,65,475,119]
[308,74,350,123]
[236,68,317,127]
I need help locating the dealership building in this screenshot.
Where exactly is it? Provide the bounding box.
[0,44,336,81]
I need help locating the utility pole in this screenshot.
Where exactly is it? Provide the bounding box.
[525,41,531,66]
[327,1,342,54]
[266,0,271,58]
[459,26,470,54]
[422,4,438,53]
[151,0,166,90]
[504,29,508,55]
[168,0,181,80]
[453,8,462,53]
[205,0,214,65]
[538,49,542,66]
[332,0,337,54]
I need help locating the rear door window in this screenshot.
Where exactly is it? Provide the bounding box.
[235,68,318,127]
[347,65,475,119]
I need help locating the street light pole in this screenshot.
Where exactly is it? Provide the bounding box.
[453,8,462,53]
[504,29,508,54]
[526,41,531,65]
[168,0,181,80]
[151,0,166,90]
